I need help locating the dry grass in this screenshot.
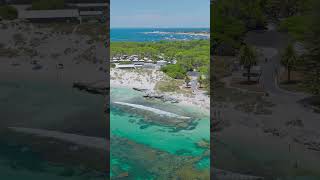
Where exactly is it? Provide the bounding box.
[76,22,107,41]
[0,46,20,57]
[35,22,77,34]
[155,79,192,94]
[279,70,304,82]
[155,80,182,93]
[279,70,307,93]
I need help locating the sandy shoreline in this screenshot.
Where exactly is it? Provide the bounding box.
[110,68,210,112]
[143,31,210,38]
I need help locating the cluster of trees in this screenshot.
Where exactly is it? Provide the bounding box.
[211,0,312,55]
[300,1,320,94]
[212,0,320,94]
[0,5,17,20]
[111,40,209,79]
[263,0,313,19]
[212,0,267,56]
[278,0,320,94]
[277,0,314,41]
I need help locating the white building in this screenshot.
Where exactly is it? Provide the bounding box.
[156,60,167,66]
[115,64,135,69]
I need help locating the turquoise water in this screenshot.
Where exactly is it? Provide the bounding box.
[110,87,210,178]
[111,28,209,42]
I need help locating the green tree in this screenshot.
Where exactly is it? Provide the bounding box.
[161,64,186,79]
[239,44,257,82]
[281,44,298,82]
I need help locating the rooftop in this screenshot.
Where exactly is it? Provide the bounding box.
[187,71,200,77]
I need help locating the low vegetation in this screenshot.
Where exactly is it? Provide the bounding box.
[31,0,65,10]
[155,80,182,93]
[0,5,18,20]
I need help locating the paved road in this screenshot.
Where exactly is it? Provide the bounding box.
[211,28,320,179]
[245,29,308,101]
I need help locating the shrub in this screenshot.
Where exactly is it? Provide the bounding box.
[31,0,65,10]
[161,64,186,79]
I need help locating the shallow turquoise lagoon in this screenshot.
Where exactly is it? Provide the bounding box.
[110,87,210,178]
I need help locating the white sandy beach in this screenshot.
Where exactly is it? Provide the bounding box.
[110,68,210,111]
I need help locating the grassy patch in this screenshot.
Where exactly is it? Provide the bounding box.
[155,80,181,92]
[155,79,190,94]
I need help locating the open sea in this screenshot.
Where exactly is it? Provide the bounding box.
[111,28,210,42]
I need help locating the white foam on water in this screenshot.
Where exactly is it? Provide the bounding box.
[114,101,191,119]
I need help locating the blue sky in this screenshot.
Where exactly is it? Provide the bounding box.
[111,0,210,28]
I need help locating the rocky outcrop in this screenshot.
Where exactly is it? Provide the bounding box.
[73,82,108,95]
[132,88,180,103]
[132,87,148,92]
[143,91,179,103]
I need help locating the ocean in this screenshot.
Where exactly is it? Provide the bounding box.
[111,28,210,42]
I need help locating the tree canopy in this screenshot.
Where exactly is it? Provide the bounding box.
[111,40,210,80]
